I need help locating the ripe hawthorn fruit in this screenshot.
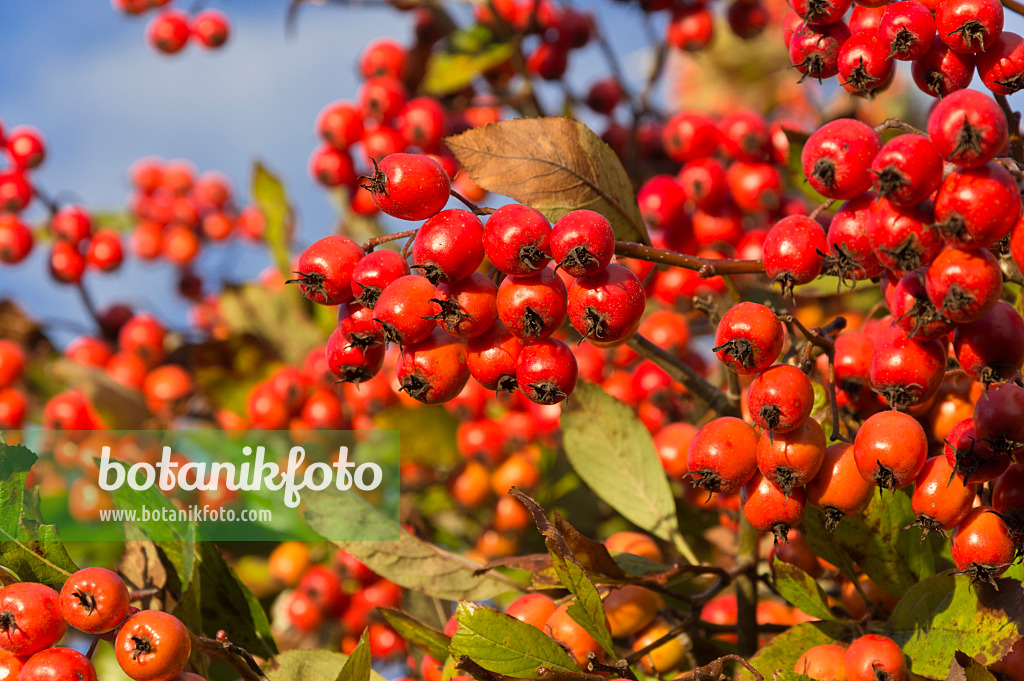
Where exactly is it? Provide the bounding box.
[411,209,485,284]
[977,31,1024,94]
[795,644,848,681]
[740,470,807,545]
[326,327,386,384]
[933,163,1021,248]
[373,274,437,346]
[549,209,615,278]
[911,40,976,97]
[825,193,883,282]
[496,267,568,341]
[756,417,827,497]
[879,1,936,61]
[837,33,895,98]
[60,567,130,635]
[935,0,1004,55]
[289,235,365,306]
[908,455,977,540]
[685,416,759,495]
[974,382,1024,457]
[428,272,499,339]
[806,442,874,532]
[115,611,192,681]
[516,338,578,405]
[483,204,552,276]
[869,135,942,207]
[789,23,849,83]
[763,215,827,295]
[845,634,907,681]
[747,364,815,438]
[952,300,1024,384]
[801,118,882,200]
[21,648,97,681]
[867,198,941,275]
[853,410,928,490]
[351,249,410,308]
[927,89,1008,167]
[951,506,1017,586]
[567,264,645,344]
[364,153,450,221]
[713,302,785,375]
[397,328,470,404]
[924,245,1003,324]
[0,583,67,656]
[466,321,523,393]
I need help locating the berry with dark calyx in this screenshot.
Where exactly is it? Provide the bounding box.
[993,462,1024,541]
[911,40,976,97]
[147,9,191,54]
[953,301,1024,384]
[933,163,1021,248]
[951,506,1017,587]
[21,648,97,681]
[801,119,882,200]
[869,135,943,207]
[908,455,977,540]
[686,416,759,494]
[792,0,852,26]
[726,161,783,213]
[411,209,485,284]
[935,0,1004,54]
[853,410,928,490]
[747,364,815,438]
[373,274,437,346]
[678,157,728,210]
[115,610,191,681]
[0,214,33,263]
[889,270,955,341]
[467,321,523,393]
[567,264,645,344]
[945,417,1008,483]
[326,327,386,384]
[0,169,31,213]
[516,338,577,405]
[360,38,406,79]
[927,89,1008,168]
[191,9,230,49]
[428,271,499,339]
[756,418,827,497]
[763,215,827,296]
[351,249,410,308]
[832,331,874,393]
[60,567,130,635]
[844,635,907,681]
[483,204,552,276]
[977,31,1024,95]
[837,33,895,98]
[924,245,1003,324]
[718,110,769,162]
[713,302,784,375]
[867,198,942,275]
[396,98,447,152]
[806,442,874,532]
[789,23,850,83]
[363,153,450,221]
[869,324,946,409]
[0,583,67,656]
[740,470,807,546]
[317,101,364,151]
[337,301,385,349]
[496,267,568,341]
[359,76,408,124]
[50,241,86,284]
[288,235,365,305]
[5,126,45,170]
[397,328,470,404]
[825,193,883,283]
[879,1,936,61]
[550,209,615,278]
[974,383,1024,458]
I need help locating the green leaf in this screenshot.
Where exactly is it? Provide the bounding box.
[888,573,1024,676]
[548,552,615,657]
[561,382,680,544]
[801,489,934,597]
[373,405,459,468]
[0,441,78,583]
[251,161,293,279]
[446,118,649,245]
[772,560,838,622]
[774,674,818,681]
[218,284,323,366]
[449,601,579,678]
[947,650,999,681]
[379,608,451,662]
[782,128,829,205]
[305,491,524,601]
[336,628,372,681]
[740,621,849,681]
[423,25,514,97]
[264,650,387,681]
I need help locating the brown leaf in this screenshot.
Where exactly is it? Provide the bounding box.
[553,514,625,579]
[473,553,554,576]
[445,118,649,244]
[118,538,172,612]
[51,359,154,429]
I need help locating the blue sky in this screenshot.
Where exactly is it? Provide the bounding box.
[0,1,655,345]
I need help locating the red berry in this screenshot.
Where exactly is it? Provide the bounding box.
[763,215,827,295]
[351,249,410,308]
[567,264,645,344]
[713,302,785,375]
[60,567,130,635]
[953,301,1024,384]
[326,327,386,384]
[50,241,86,284]
[115,611,191,681]
[869,135,943,207]
[789,22,850,82]
[879,1,936,61]
[0,583,67,656]
[927,89,1008,168]
[21,648,97,681]
[977,31,1024,95]
[801,119,882,200]
[365,153,451,221]
[429,272,499,339]
[869,323,946,408]
[924,245,1003,324]
[911,40,976,97]
[867,198,942,275]
[360,38,407,79]
[845,635,906,681]
[483,204,552,276]
[466,321,523,393]
[373,274,437,346]
[516,338,578,405]
[309,144,357,188]
[756,418,827,496]
[909,456,977,538]
[661,112,719,163]
[397,328,470,404]
[316,101,365,151]
[666,5,714,51]
[191,9,230,49]
[805,442,874,530]
[853,410,928,490]
[951,506,1017,584]
[411,209,485,284]
[935,0,1003,54]
[741,470,807,545]
[0,214,33,263]
[289,235,365,305]
[5,126,46,169]
[824,194,883,282]
[837,33,895,98]
[747,364,815,437]
[496,267,568,341]
[933,163,1021,248]
[550,210,615,278]
[147,10,191,54]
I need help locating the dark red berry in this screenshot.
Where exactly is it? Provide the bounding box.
[953,301,1024,384]
[516,338,578,405]
[550,210,615,278]
[397,329,470,404]
[411,209,485,284]
[373,274,437,346]
[496,267,568,341]
[889,270,955,341]
[945,416,1009,483]
[364,153,451,221]
[466,321,523,393]
[483,204,552,276]
[289,236,365,305]
[801,118,882,200]
[869,323,946,409]
[911,40,976,97]
[927,89,1008,168]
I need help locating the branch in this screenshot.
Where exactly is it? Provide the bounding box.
[672,655,763,681]
[873,118,926,136]
[734,515,759,658]
[190,632,267,681]
[996,94,1024,164]
[626,334,740,417]
[614,241,765,277]
[1002,0,1024,19]
[450,189,494,215]
[362,229,417,253]
[780,315,848,442]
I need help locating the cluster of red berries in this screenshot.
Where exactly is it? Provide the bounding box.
[295,152,653,407]
[784,0,1022,99]
[126,157,263,274]
[796,634,907,681]
[0,568,200,681]
[0,117,46,265]
[112,0,230,55]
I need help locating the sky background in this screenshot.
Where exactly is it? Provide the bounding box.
[0,1,1021,347]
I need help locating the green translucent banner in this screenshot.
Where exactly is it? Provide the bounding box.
[4,430,400,542]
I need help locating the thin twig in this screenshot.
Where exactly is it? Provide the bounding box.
[873,118,926,136]
[450,189,494,215]
[1002,0,1024,21]
[627,334,741,417]
[362,229,417,253]
[614,241,765,277]
[734,514,759,658]
[190,632,267,681]
[780,315,848,442]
